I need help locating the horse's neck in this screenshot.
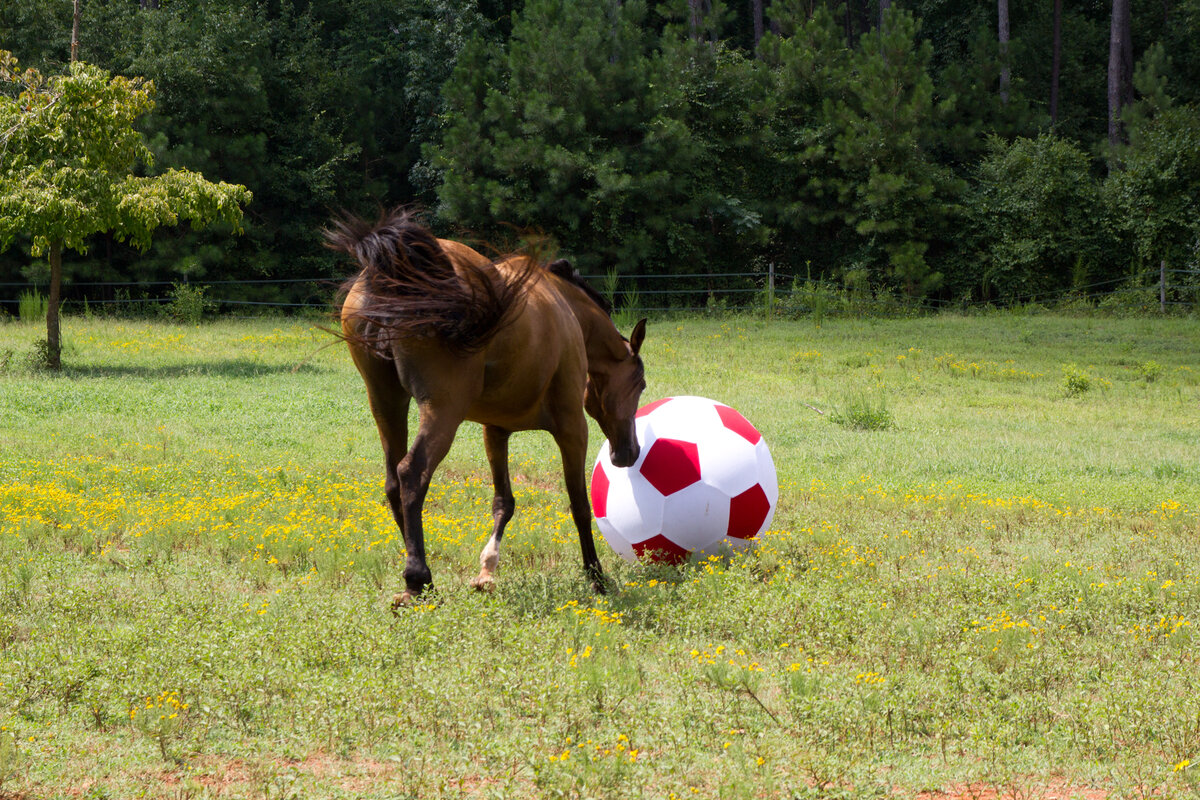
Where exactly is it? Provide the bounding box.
[565,291,627,366]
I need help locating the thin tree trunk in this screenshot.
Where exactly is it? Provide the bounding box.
[751,0,764,49]
[1108,0,1134,147]
[61,4,77,370]
[878,0,892,60]
[1051,0,1062,126]
[998,0,1011,104]
[47,241,62,370]
[70,0,80,63]
[688,0,704,40]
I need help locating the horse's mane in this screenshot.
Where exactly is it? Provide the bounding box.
[327,209,538,356]
[546,258,613,316]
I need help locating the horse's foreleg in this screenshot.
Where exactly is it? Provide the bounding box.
[472,425,514,592]
[555,417,607,594]
[394,408,460,608]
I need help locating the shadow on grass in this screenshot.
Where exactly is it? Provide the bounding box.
[60,360,328,379]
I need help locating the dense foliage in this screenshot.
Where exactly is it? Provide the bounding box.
[1,0,1198,310]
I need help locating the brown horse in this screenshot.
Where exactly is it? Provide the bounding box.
[327,211,647,607]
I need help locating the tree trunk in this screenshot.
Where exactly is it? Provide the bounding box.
[46,241,62,370]
[70,0,80,63]
[750,0,765,49]
[879,0,891,31]
[1050,0,1062,126]
[139,0,161,9]
[1108,0,1134,147]
[998,0,1011,104]
[688,0,705,40]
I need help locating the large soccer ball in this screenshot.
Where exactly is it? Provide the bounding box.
[590,396,778,563]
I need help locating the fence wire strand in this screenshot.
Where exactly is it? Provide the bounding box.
[1,267,1195,314]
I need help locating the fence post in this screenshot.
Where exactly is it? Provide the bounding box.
[766,262,775,320]
[1160,259,1166,313]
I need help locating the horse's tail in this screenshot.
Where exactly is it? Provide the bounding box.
[326,209,534,356]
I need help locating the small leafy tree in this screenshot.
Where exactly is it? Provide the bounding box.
[970,134,1110,300]
[0,50,250,368]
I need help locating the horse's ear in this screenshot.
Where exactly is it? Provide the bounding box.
[548,258,572,278]
[629,318,647,355]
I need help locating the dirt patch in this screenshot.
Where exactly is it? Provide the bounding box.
[913,782,1109,800]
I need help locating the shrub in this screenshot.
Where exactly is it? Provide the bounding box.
[1061,363,1092,397]
[166,283,214,324]
[781,277,842,322]
[1138,360,1164,382]
[25,339,53,371]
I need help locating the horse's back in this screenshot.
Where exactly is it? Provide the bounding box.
[339,238,492,343]
[341,237,587,431]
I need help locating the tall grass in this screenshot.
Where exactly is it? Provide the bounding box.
[16,290,47,323]
[0,313,1198,798]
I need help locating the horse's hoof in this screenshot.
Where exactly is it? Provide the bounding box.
[470,574,496,593]
[390,591,416,612]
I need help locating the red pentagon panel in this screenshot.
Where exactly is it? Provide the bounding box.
[640,438,701,496]
[590,462,610,518]
[726,483,770,540]
[633,534,690,564]
[715,404,761,445]
[636,397,673,418]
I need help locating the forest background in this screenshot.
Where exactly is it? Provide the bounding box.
[2,0,1199,313]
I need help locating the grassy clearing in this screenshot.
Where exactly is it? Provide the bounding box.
[1,312,1198,799]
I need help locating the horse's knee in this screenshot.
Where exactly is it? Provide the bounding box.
[396,458,419,493]
[397,440,430,479]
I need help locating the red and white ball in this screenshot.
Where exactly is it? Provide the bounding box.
[590,396,778,563]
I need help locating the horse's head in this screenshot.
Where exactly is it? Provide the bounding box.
[585,318,647,468]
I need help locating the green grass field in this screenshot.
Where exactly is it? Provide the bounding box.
[1,312,1198,799]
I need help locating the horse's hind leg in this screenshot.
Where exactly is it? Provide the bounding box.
[347,347,412,561]
[555,415,607,594]
[471,425,514,592]
[394,404,463,607]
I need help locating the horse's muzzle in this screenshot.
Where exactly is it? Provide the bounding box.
[609,442,640,469]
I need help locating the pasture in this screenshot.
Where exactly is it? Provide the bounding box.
[0,312,1198,799]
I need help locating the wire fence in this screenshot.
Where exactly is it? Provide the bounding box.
[1,267,1197,317]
